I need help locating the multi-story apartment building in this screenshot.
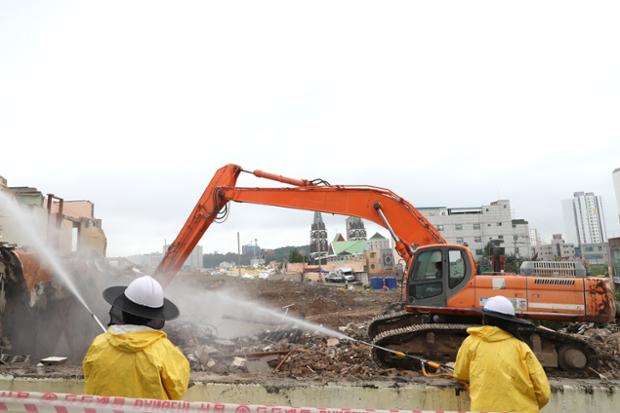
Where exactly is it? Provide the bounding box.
[419,200,531,260]
[562,191,607,245]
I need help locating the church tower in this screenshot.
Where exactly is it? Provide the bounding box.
[310,212,328,259]
[346,216,367,241]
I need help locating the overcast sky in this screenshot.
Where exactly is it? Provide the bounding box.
[1,1,619,257]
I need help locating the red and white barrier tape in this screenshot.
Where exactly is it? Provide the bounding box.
[0,391,480,413]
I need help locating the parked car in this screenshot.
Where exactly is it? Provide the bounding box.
[324,272,345,282]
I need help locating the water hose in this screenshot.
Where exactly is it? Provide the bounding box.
[345,337,454,377]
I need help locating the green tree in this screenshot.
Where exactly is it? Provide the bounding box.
[288,249,307,263]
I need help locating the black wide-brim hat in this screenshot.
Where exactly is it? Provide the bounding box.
[483,309,534,326]
[103,286,180,321]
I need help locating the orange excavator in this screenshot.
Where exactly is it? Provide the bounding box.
[155,164,615,372]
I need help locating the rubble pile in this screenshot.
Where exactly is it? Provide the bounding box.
[169,318,413,380]
[271,323,419,380]
[162,275,400,379]
[560,322,620,378]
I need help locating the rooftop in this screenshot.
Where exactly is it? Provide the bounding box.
[331,240,367,255]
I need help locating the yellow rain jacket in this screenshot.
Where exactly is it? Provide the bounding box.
[83,325,190,400]
[454,326,550,413]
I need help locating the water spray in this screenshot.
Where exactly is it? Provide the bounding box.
[0,191,107,334]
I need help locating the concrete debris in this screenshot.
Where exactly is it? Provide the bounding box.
[326,338,340,347]
[560,322,620,379]
[0,354,30,366]
[40,356,67,366]
[232,357,247,368]
[162,277,396,379]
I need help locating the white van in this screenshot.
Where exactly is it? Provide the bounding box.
[336,267,356,282]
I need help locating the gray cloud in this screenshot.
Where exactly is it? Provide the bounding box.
[1,1,619,256]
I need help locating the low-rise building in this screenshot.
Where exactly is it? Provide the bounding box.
[219,261,235,269]
[327,234,367,262]
[365,248,395,275]
[609,237,620,279]
[535,234,576,261]
[579,242,609,265]
[367,232,390,250]
[419,200,531,260]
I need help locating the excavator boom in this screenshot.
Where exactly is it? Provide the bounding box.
[155,164,445,282]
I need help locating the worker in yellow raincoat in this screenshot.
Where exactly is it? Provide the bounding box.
[454,295,550,413]
[83,275,189,400]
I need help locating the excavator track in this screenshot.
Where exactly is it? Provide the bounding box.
[371,323,598,372]
[367,311,420,340]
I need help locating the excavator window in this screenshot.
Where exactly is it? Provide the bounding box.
[412,250,443,281]
[410,250,443,300]
[407,247,472,305]
[448,249,466,288]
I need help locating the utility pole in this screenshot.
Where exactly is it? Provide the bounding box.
[237,232,241,277]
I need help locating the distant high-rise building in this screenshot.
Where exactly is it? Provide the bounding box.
[562,192,607,245]
[310,212,328,258]
[346,216,367,241]
[613,168,620,224]
[242,241,261,257]
[529,228,542,248]
[163,244,203,270]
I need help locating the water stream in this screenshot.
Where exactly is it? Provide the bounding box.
[0,190,106,332]
[204,289,351,340]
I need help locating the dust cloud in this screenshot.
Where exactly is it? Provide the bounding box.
[166,275,348,341]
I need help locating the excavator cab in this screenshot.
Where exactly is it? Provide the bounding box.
[406,245,473,307]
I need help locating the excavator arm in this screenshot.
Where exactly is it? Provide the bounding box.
[155,164,446,283]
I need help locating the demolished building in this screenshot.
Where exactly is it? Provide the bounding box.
[0,174,108,362]
[0,176,106,257]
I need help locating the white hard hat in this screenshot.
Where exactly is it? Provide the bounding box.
[103,275,179,320]
[125,275,164,308]
[482,295,532,326]
[483,295,515,316]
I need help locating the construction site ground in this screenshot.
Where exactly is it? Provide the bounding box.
[1,272,619,386]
